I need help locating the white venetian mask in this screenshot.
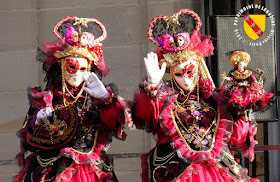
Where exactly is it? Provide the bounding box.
[64,57,88,87]
[172,59,198,91]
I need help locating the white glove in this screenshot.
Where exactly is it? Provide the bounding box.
[83,72,110,99]
[35,107,53,125]
[144,52,166,86]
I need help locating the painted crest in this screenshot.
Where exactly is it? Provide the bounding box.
[244,14,266,40]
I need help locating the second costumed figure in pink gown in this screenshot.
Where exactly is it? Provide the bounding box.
[130,9,260,182]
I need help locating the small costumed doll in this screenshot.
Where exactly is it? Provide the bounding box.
[131,9,259,182]
[219,51,275,161]
[15,16,127,182]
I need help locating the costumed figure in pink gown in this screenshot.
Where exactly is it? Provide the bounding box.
[219,51,275,161]
[130,9,259,182]
[14,16,127,182]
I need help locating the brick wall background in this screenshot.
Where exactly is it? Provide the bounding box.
[0,0,202,181]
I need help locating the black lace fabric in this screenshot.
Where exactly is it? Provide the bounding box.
[151,14,196,41]
[57,20,103,38]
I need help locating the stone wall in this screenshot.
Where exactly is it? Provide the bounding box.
[0,0,202,181]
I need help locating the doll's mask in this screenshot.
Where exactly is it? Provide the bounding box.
[64,57,88,87]
[171,58,198,91]
[174,33,190,48]
[237,61,247,72]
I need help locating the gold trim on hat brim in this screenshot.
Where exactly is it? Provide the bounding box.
[54,46,98,65]
[160,50,203,68]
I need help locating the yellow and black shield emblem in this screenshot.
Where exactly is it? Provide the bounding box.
[244,14,266,40]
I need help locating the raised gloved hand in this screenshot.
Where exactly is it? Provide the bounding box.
[83,72,110,99]
[35,107,53,125]
[144,52,166,86]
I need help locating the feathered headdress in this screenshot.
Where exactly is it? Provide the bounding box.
[41,16,110,76]
[147,9,214,68]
